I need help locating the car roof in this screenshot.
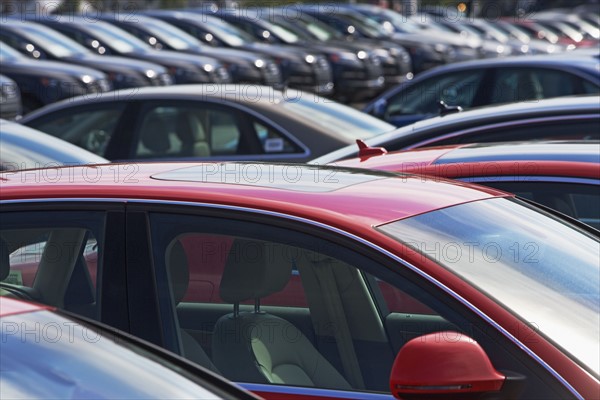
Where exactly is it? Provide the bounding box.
[21,84,296,110]
[335,141,600,179]
[311,95,600,163]
[418,53,600,71]
[0,162,507,227]
[0,297,53,317]
[1,119,108,169]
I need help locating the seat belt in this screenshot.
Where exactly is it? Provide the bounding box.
[309,258,366,390]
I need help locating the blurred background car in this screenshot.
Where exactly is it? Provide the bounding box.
[144,10,335,96]
[312,96,600,164]
[0,19,173,89]
[0,75,22,120]
[334,141,600,229]
[18,85,395,163]
[293,4,460,73]
[202,7,387,102]
[0,119,107,171]
[363,55,600,127]
[98,14,283,87]
[0,41,111,114]
[30,16,232,84]
[262,8,414,91]
[0,297,259,400]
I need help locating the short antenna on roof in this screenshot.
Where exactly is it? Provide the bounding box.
[356,139,387,159]
[438,101,463,117]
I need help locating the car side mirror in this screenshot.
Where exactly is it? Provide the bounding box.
[390,331,524,399]
[372,98,388,118]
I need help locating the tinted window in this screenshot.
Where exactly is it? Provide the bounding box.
[148,213,454,392]
[491,67,591,103]
[0,211,106,320]
[25,105,126,156]
[133,104,301,159]
[386,70,485,116]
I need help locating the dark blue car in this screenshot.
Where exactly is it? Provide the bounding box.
[363,55,600,127]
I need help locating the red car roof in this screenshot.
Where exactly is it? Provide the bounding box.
[337,142,600,179]
[0,162,507,228]
[0,297,53,317]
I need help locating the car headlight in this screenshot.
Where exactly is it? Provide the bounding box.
[305,54,316,64]
[145,69,157,79]
[81,75,93,84]
[203,64,214,73]
[254,59,265,68]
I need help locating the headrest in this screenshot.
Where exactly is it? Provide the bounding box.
[167,240,189,304]
[0,237,9,282]
[141,115,170,153]
[219,238,291,303]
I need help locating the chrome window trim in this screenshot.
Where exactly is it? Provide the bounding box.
[0,197,585,398]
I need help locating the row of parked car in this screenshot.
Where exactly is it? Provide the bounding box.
[1,3,598,117]
[0,3,599,400]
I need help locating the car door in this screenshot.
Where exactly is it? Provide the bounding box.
[124,201,576,400]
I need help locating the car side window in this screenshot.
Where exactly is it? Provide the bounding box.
[0,211,106,320]
[134,104,299,158]
[386,70,485,117]
[582,80,600,94]
[146,213,501,394]
[24,104,126,156]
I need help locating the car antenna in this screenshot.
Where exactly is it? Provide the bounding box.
[438,101,463,117]
[356,139,387,159]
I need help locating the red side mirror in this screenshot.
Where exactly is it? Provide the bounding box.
[390,331,506,399]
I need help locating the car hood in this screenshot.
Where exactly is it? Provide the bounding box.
[0,58,107,79]
[76,54,168,74]
[198,47,270,63]
[244,43,322,61]
[133,49,222,67]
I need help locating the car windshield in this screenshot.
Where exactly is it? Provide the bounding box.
[379,197,600,376]
[85,22,151,53]
[373,9,422,33]
[143,18,202,51]
[203,15,255,46]
[0,310,221,399]
[281,96,395,140]
[267,21,302,43]
[341,12,389,38]
[16,23,90,57]
[296,17,341,41]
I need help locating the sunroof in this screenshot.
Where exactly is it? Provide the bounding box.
[151,163,395,193]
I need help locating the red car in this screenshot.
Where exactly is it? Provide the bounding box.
[335,141,600,228]
[0,162,598,399]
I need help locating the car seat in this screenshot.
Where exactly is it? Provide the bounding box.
[166,239,220,373]
[211,238,352,390]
